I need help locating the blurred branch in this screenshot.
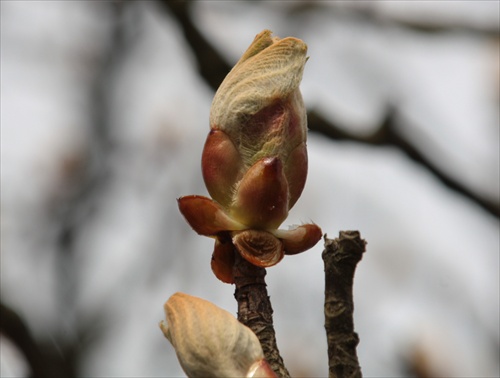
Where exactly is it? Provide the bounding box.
[287,2,500,37]
[48,2,130,376]
[352,5,500,37]
[158,0,231,89]
[322,231,366,378]
[159,0,499,219]
[1,3,132,377]
[0,302,68,377]
[308,109,500,219]
[233,252,290,378]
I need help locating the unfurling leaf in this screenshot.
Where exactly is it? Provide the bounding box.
[177,30,322,282]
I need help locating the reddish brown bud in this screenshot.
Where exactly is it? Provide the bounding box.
[273,224,323,255]
[178,195,245,236]
[232,230,284,268]
[231,157,289,229]
[206,30,309,226]
[176,30,322,282]
[211,239,236,284]
[202,129,243,208]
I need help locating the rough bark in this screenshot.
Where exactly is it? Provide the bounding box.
[323,231,366,378]
[233,252,290,378]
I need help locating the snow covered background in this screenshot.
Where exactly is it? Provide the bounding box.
[1,1,499,377]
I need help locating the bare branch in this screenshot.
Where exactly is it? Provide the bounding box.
[323,231,366,378]
[233,251,290,378]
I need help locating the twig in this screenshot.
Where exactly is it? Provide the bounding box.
[158,0,231,89]
[1,302,44,377]
[308,110,499,219]
[323,231,366,378]
[233,251,290,378]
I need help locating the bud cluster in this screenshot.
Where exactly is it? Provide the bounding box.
[178,30,322,283]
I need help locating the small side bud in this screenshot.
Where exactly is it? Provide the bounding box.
[231,157,289,229]
[232,230,284,268]
[161,293,265,377]
[178,195,245,236]
[202,129,243,208]
[273,224,323,255]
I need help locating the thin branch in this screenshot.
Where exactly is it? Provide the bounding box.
[308,110,499,219]
[1,302,43,377]
[323,231,366,378]
[0,302,61,377]
[233,251,290,378]
[158,0,231,89]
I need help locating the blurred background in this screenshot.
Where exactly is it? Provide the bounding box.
[1,1,499,377]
